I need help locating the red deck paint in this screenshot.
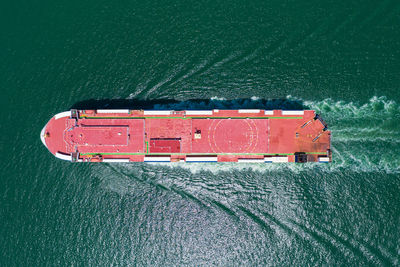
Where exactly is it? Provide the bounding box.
[191,119,269,153]
[149,139,181,153]
[67,126,128,146]
[40,109,331,163]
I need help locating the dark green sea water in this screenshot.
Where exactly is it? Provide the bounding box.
[1,0,400,265]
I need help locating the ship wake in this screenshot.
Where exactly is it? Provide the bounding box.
[147,95,400,174]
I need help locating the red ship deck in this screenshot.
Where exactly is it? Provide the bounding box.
[41,109,331,163]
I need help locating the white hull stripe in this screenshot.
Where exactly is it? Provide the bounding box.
[238,109,260,113]
[144,156,171,162]
[97,109,130,114]
[143,110,172,115]
[55,152,71,161]
[185,110,213,115]
[55,111,71,120]
[103,158,130,162]
[282,110,304,115]
[186,156,217,162]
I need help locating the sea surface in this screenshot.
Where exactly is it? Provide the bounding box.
[1,0,400,265]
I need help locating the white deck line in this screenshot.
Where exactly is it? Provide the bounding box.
[264,110,274,115]
[143,110,172,115]
[55,111,71,120]
[238,109,260,113]
[186,156,217,162]
[281,110,304,115]
[97,109,130,114]
[55,152,72,161]
[185,110,213,115]
[265,156,289,163]
[144,156,171,162]
[103,158,130,163]
[238,158,265,163]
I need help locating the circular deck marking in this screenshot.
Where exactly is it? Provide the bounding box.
[208,119,259,153]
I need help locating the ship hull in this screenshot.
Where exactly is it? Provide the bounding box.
[40,109,331,163]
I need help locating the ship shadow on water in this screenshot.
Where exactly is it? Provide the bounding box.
[70,98,307,111]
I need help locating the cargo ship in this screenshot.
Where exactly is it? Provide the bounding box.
[40,109,331,163]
